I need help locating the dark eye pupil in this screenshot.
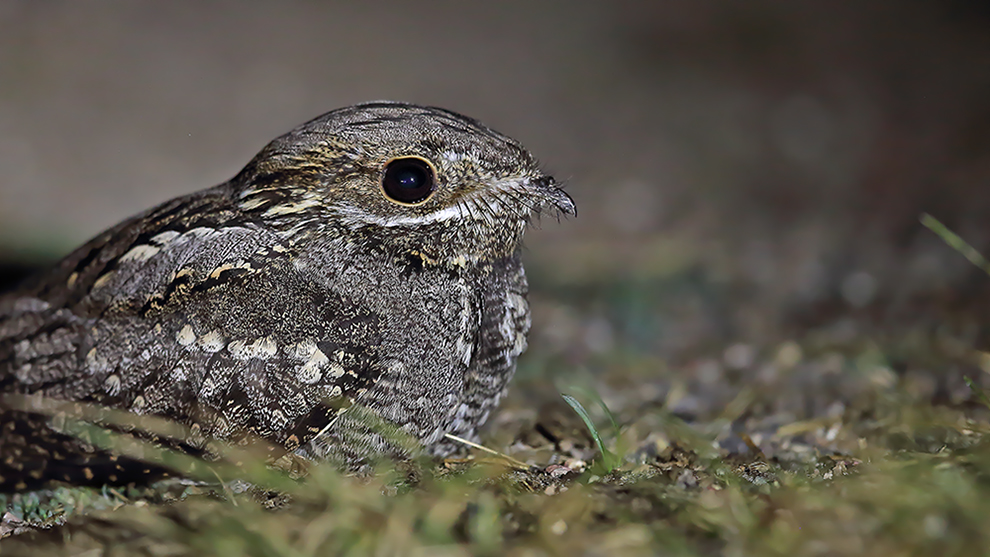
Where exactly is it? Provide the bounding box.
[394,167,425,189]
[382,158,436,204]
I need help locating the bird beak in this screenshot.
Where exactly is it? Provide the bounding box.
[534,176,576,217]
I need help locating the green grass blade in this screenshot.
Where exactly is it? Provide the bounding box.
[567,385,622,440]
[964,376,990,411]
[921,213,990,276]
[562,393,620,473]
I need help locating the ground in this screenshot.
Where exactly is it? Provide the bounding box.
[5,235,990,555]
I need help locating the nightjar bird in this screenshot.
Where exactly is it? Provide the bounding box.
[0,102,574,491]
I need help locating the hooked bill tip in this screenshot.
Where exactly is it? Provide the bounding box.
[535,176,575,216]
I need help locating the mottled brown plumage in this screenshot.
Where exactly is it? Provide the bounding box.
[0,102,574,491]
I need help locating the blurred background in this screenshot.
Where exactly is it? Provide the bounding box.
[3,1,990,423]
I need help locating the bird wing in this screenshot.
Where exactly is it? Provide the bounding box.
[0,187,381,490]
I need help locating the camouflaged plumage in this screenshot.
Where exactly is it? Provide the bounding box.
[0,102,574,491]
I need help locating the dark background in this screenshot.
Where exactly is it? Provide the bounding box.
[3,1,990,393]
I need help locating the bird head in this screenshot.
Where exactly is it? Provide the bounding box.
[233,102,574,265]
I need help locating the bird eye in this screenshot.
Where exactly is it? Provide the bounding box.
[380,157,437,205]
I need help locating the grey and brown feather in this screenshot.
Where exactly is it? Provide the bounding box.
[0,102,574,491]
